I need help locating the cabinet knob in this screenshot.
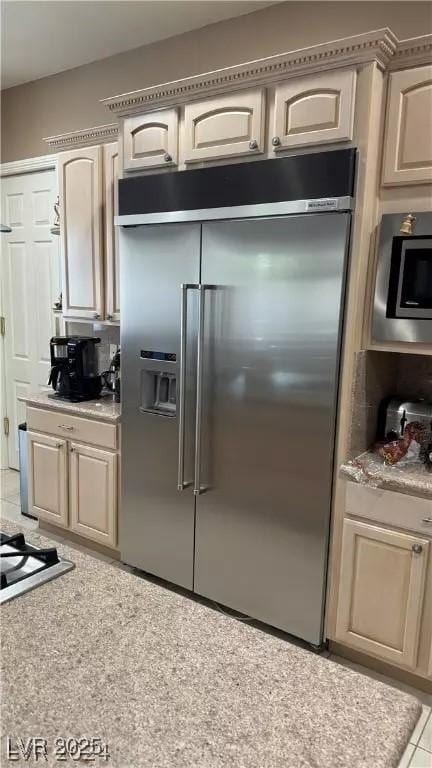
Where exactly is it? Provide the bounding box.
[412,543,423,554]
[164,153,172,163]
[272,136,281,148]
[249,140,258,151]
[107,313,113,321]
[55,443,63,449]
[93,313,100,320]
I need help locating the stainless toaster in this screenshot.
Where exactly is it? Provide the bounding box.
[381,398,432,441]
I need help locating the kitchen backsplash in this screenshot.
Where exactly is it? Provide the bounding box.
[349,350,432,458]
[65,322,120,376]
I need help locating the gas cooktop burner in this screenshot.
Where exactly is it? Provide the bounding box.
[0,531,74,603]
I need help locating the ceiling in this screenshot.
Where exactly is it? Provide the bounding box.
[1,1,275,90]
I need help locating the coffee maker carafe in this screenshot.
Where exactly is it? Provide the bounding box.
[48,336,102,402]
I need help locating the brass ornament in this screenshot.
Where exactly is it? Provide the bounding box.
[399,213,416,235]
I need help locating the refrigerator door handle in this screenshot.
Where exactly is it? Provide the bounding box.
[178,283,198,491]
[194,284,215,496]
[194,285,205,496]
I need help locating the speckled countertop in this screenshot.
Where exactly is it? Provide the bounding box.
[19,391,121,423]
[341,450,432,501]
[0,519,421,768]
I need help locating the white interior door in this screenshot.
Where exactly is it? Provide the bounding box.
[1,169,59,469]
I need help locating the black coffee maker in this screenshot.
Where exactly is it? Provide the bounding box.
[48,337,102,402]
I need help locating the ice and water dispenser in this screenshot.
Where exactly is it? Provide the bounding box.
[139,350,177,417]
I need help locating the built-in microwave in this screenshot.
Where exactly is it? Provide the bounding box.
[373,212,432,344]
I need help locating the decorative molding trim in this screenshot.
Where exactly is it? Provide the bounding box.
[390,34,432,70]
[0,154,57,177]
[101,28,398,117]
[43,123,118,150]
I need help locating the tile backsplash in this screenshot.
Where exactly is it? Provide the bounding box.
[349,350,432,458]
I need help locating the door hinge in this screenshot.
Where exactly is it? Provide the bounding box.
[0,317,5,336]
[3,417,9,436]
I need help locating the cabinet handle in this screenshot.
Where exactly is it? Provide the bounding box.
[107,313,113,321]
[249,140,258,151]
[93,313,100,320]
[55,443,63,448]
[412,543,423,554]
[164,153,172,163]
[272,136,281,147]
[58,424,74,431]
[422,517,432,524]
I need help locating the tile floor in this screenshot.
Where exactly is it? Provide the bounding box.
[1,467,431,767]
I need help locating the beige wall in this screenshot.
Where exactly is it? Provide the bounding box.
[2,1,431,162]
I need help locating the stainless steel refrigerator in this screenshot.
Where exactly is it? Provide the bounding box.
[118,150,355,645]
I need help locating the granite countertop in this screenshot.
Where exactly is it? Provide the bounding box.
[0,519,421,768]
[19,391,121,423]
[341,450,432,501]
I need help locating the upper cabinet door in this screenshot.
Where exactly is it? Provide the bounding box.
[272,69,356,151]
[382,65,432,186]
[122,108,178,172]
[59,145,104,320]
[103,142,120,323]
[183,88,265,163]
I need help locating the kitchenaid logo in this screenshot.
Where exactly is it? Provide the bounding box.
[306,198,339,211]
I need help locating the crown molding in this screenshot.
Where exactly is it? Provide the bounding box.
[390,34,432,70]
[0,154,57,177]
[101,28,397,117]
[43,123,118,151]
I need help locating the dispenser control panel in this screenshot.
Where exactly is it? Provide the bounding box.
[141,350,177,362]
[139,351,177,416]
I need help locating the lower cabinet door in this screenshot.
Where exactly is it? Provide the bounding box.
[69,442,117,547]
[336,519,429,669]
[27,431,68,527]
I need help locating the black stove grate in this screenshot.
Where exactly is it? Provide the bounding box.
[0,532,60,590]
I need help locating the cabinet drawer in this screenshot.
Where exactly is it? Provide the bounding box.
[27,407,117,450]
[346,482,432,536]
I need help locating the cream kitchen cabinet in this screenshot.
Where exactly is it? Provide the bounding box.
[103,142,120,322]
[272,69,356,151]
[122,108,178,172]
[28,431,68,528]
[70,442,117,547]
[336,518,429,670]
[183,88,265,164]
[382,64,432,186]
[58,145,104,320]
[58,142,120,323]
[27,407,119,549]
